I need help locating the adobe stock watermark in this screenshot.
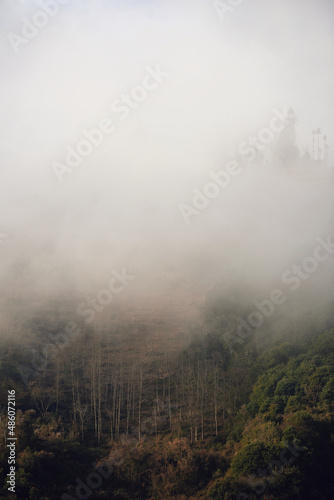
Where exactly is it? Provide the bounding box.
[213,0,244,22]
[52,65,169,183]
[178,107,287,224]
[237,107,288,162]
[224,235,334,350]
[7,0,71,54]
[61,458,119,500]
[237,441,306,499]
[17,268,135,386]
[76,268,135,323]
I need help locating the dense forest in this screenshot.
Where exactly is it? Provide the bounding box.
[1,280,334,500]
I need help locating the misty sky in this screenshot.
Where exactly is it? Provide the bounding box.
[0,0,333,295]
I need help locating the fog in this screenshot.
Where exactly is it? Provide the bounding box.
[0,0,333,321]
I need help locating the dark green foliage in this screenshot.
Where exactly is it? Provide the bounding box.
[231,442,282,476]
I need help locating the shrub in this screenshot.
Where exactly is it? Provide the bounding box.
[231,442,282,477]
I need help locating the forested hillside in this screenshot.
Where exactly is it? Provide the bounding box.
[1,283,334,500]
[1,0,334,498]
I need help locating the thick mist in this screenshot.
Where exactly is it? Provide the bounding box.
[0,0,333,329]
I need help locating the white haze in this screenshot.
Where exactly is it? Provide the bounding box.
[0,0,333,310]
